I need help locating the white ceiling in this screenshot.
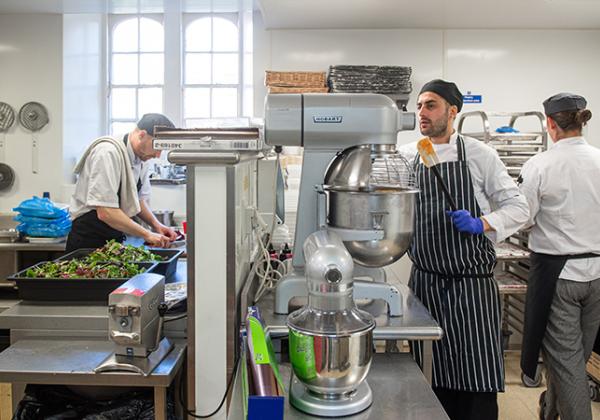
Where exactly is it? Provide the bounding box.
[257,0,600,30]
[0,0,243,14]
[0,0,599,30]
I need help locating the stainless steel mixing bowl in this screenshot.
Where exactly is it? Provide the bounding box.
[324,144,418,267]
[325,188,417,267]
[288,323,374,397]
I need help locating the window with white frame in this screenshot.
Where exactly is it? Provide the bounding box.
[108,11,249,134]
[109,16,165,135]
[183,14,240,127]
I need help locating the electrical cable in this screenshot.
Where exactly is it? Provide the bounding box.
[178,356,240,418]
[253,151,289,302]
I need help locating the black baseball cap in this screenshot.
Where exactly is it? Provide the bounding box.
[137,113,175,136]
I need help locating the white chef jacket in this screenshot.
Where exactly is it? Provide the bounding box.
[399,132,530,243]
[70,134,152,219]
[519,136,600,282]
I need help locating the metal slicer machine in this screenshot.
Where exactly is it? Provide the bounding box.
[95,273,173,376]
[264,93,419,416]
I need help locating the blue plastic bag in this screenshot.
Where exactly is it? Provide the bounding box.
[495,126,520,134]
[13,196,68,219]
[14,213,70,225]
[16,218,72,237]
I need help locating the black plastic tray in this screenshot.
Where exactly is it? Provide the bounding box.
[8,261,158,302]
[56,248,183,280]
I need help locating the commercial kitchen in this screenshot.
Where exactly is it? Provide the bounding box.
[0,1,599,419]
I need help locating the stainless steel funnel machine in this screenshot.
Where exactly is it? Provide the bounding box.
[264,93,417,317]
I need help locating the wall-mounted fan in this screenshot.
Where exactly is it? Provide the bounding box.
[0,102,15,162]
[0,102,16,190]
[19,101,49,174]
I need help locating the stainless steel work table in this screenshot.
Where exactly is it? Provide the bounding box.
[228,352,449,420]
[0,339,185,420]
[0,261,188,341]
[256,282,443,382]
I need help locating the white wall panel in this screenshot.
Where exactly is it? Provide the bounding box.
[445,30,600,146]
[0,14,63,212]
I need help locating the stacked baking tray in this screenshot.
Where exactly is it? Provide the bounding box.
[328,65,412,108]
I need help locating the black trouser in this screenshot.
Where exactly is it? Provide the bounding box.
[433,387,498,420]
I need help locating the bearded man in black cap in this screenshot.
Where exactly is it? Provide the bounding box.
[66,113,177,251]
[519,94,600,420]
[400,79,529,420]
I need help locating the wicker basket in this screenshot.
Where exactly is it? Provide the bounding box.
[265,71,327,87]
[268,86,329,94]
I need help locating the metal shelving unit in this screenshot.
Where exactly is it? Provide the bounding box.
[459,111,547,386]
[458,110,547,179]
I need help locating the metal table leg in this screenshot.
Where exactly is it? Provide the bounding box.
[423,340,433,384]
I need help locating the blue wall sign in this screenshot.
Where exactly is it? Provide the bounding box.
[463,95,482,104]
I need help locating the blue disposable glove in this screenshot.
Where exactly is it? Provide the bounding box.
[446,210,484,235]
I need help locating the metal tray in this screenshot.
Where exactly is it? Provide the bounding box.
[8,261,157,302]
[55,248,183,280]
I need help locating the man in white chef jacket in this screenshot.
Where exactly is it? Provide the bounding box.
[519,93,600,420]
[400,79,529,420]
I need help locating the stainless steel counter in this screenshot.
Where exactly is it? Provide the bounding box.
[228,353,449,420]
[258,282,443,341]
[0,261,188,340]
[256,282,442,383]
[0,242,66,251]
[0,339,186,420]
[0,339,185,386]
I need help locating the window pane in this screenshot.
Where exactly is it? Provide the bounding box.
[186,18,211,52]
[112,53,139,84]
[138,88,163,118]
[184,88,210,118]
[213,53,238,84]
[111,121,136,136]
[113,18,138,52]
[185,53,211,84]
[111,88,136,119]
[139,18,164,52]
[213,17,238,52]
[185,118,210,128]
[140,53,164,84]
[212,88,237,117]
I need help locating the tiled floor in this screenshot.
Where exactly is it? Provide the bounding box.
[500,351,600,419]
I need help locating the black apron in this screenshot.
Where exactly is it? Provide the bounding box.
[409,135,504,392]
[521,251,600,379]
[65,135,142,252]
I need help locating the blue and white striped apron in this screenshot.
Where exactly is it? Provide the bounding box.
[409,135,504,392]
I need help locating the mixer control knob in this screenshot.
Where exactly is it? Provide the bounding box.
[325,266,342,283]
